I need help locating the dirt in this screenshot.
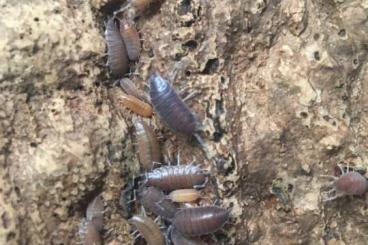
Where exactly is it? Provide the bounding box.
[0,0,368,244]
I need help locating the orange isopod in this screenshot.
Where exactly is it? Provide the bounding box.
[118,93,153,118]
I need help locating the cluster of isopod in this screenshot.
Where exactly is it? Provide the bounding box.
[79,0,230,244]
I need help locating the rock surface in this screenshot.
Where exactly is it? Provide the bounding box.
[0,0,368,244]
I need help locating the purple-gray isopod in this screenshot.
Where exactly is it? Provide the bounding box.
[138,186,178,220]
[321,170,368,201]
[172,206,229,237]
[149,72,201,137]
[105,18,129,76]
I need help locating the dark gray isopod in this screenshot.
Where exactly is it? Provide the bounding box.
[149,72,201,136]
[172,206,229,237]
[105,18,129,76]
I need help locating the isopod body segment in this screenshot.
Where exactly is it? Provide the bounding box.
[145,165,209,192]
[149,72,201,136]
[172,206,229,237]
[129,216,165,245]
[119,19,141,61]
[134,120,161,170]
[118,93,153,117]
[105,18,129,76]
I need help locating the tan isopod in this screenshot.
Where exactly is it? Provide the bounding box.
[119,19,141,61]
[168,189,201,203]
[134,120,161,170]
[118,93,153,118]
[129,215,165,245]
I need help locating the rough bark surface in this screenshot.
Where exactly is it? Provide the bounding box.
[0,0,368,244]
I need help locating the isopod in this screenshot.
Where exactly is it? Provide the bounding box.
[168,189,201,203]
[172,206,229,237]
[79,219,102,245]
[105,17,129,76]
[134,120,161,170]
[145,165,209,191]
[138,186,178,219]
[86,195,104,231]
[118,93,153,117]
[321,165,368,201]
[170,227,207,245]
[149,72,202,137]
[119,78,149,102]
[130,215,165,245]
[119,19,141,61]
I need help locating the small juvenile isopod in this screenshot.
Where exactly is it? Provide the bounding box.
[134,120,161,170]
[172,206,230,237]
[138,186,178,219]
[86,195,104,231]
[119,19,141,61]
[149,72,202,139]
[119,78,149,102]
[129,215,165,245]
[145,165,209,192]
[118,93,153,117]
[321,165,368,201]
[168,189,201,203]
[105,17,129,76]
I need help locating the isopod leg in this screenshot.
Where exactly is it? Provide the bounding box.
[319,175,338,180]
[113,4,130,16]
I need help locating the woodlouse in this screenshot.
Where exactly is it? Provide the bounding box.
[119,19,141,61]
[138,186,178,219]
[105,18,129,76]
[172,206,229,237]
[118,93,153,117]
[134,120,161,170]
[86,195,104,231]
[168,189,201,203]
[321,165,368,201]
[145,165,209,192]
[149,72,202,138]
[130,215,165,245]
[119,78,149,102]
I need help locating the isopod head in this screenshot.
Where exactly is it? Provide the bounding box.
[150,72,169,94]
